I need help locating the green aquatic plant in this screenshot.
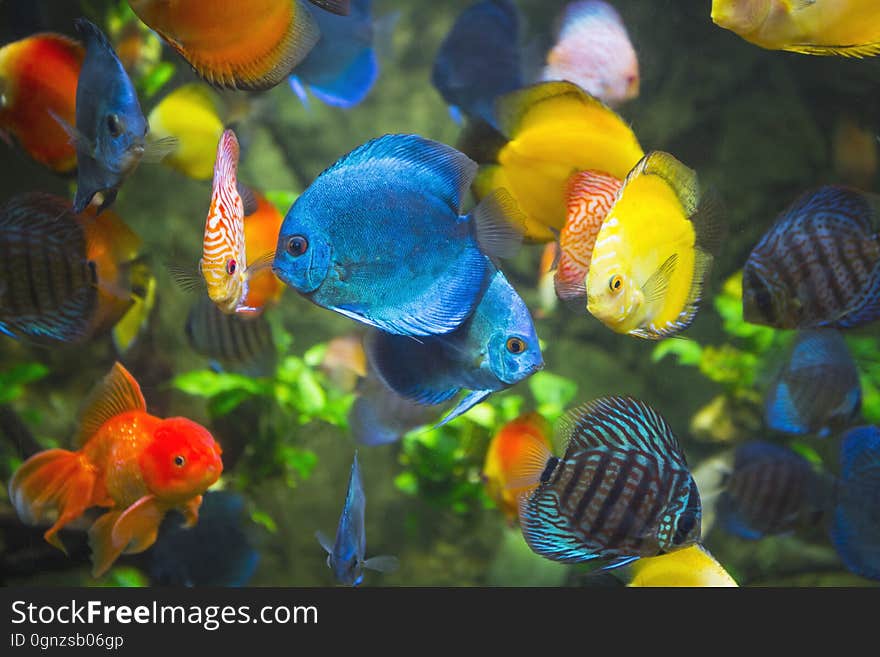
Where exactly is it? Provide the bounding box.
[0,363,49,405]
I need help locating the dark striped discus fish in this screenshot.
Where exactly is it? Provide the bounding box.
[715,441,829,540]
[185,295,276,376]
[0,193,98,342]
[765,329,862,437]
[516,396,701,567]
[742,186,880,330]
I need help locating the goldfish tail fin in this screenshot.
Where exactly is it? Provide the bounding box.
[89,495,164,577]
[9,448,97,553]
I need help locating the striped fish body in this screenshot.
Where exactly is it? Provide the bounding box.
[202,129,248,315]
[0,193,97,343]
[185,295,275,376]
[555,169,621,301]
[718,441,827,540]
[743,186,880,330]
[520,396,701,564]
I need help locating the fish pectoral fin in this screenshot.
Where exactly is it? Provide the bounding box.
[47,109,93,153]
[178,495,203,528]
[362,555,399,574]
[435,390,493,428]
[142,135,179,164]
[473,188,525,259]
[642,253,678,303]
[110,494,164,555]
[315,530,334,556]
[245,251,276,276]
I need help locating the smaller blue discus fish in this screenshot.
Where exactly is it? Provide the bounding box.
[431,0,523,126]
[289,0,395,108]
[364,268,544,426]
[765,329,862,438]
[273,133,523,337]
[316,452,399,586]
[512,396,701,568]
[58,19,174,214]
[831,425,880,581]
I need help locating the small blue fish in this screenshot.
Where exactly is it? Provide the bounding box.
[765,330,862,437]
[272,133,523,337]
[431,0,523,126]
[364,268,543,426]
[316,452,398,586]
[148,491,260,587]
[513,396,701,568]
[289,0,395,109]
[57,19,174,214]
[831,425,880,581]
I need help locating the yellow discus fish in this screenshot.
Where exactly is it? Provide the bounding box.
[628,545,738,587]
[586,151,722,339]
[711,0,880,57]
[147,83,224,180]
[468,81,643,242]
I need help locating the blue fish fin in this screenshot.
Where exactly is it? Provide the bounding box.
[288,76,311,109]
[717,492,765,540]
[519,487,601,563]
[48,108,92,152]
[472,188,525,260]
[0,323,16,339]
[835,264,880,329]
[765,380,808,435]
[596,555,640,573]
[315,530,334,556]
[326,134,477,213]
[435,390,492,427]
[831,426,880,580]
[309,0,350,16]
[309,48,379,108]
[363,555,399,573]
[364,330,460,404]
[448,105,463,125]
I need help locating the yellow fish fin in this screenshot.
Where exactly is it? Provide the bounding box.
[642,253,678,304]
[783,41,880,59]
[112,261,157,354]
[74,362,146,448]
[495,81,613,138]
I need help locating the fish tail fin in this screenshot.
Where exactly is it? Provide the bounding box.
[830,426,880,580]
[88,494,163,577]
[472,188,525,259]
[8,448,98,554]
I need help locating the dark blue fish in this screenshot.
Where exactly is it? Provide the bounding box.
[59,19,171,214]
[831,425,880,581]
[289,0,395,109]
[743,186,880,330]
[765,330,862,437]
[515,396,701,567]
[431,0,523,127]
[0,193,98,343]
[148,491,260,587]
[316,452,398,586]
[364,268,543,426]
[711,441,829,540]
[272,133,522,337]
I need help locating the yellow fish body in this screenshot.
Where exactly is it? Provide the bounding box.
[471,81,643,242]
[711,0,880,57]
[586,151,721,339]
[628,545,738,587]
[147,83,224,180]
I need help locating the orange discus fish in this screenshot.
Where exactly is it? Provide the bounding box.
[127,0,350,90]
[482,413,553,524]
[241,191,285,314]
[0,33,84,173]
[8,362,223,577]
[555,170,622,301]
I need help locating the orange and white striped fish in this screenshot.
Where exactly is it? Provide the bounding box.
[554,170,621,301]
[200,128,258,315]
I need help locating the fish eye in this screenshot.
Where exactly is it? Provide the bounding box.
[106,113,122,138]
[609,275,623,293]
[226,259,237,275]
[173,455,185,468]
[506,337,526,354]
[286,235,308,257]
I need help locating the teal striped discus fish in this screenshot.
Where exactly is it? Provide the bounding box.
[514,396,701,568]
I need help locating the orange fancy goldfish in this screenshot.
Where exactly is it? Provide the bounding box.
[9,362,223,577]
[482,413,552,524]
[127,0,351,90]
[0,33,84,173]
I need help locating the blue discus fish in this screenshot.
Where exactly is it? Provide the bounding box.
[431,0,523,126]
[513,396,702,568]
[316,452,398,586]
[831,425,880,581]
[57,19,173,214]
[364,268,543,426]
[289,0,395,109]
[272,133,523,337]
[148,491,260,587]
[765,330,862,437]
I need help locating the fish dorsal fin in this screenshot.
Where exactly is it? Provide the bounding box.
[558,396,686,465]
[324,134,478,214]
[74,17,117,54]
[74,362,146,447]
[782,185,878,241]
[494,81,615,139]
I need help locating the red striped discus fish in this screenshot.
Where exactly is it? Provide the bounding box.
[554,170,621,301]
